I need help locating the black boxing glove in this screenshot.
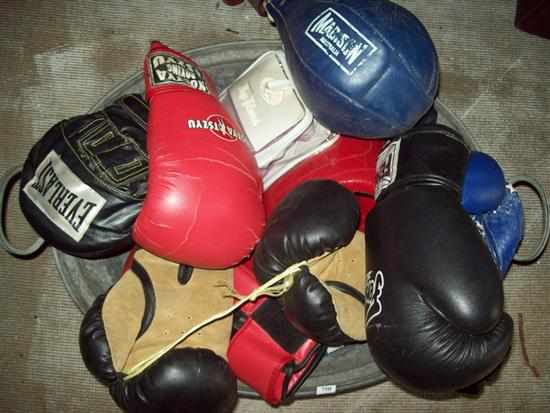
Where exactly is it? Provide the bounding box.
[253,180,367,346]
[80,250,237,413]
[365,124,513,393]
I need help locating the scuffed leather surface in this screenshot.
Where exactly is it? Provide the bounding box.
[1,1,549,412]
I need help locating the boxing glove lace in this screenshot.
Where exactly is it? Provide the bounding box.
[80,250,237,412]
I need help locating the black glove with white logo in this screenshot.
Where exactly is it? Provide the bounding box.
[19,94,148,258]
[365,125,513,393]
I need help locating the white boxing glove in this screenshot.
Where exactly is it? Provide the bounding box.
[220,50,338,188]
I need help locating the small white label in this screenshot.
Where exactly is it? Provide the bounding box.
[375,139,401,199]
[23,151,106,242]
[316,384,337,396]
[149,52,209,92]
[326,345,344,354]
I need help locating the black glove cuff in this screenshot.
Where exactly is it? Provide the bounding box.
[376,124,470,201]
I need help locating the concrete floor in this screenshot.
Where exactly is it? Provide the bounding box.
[1,1,549,412]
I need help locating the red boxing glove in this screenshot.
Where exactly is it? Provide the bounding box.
[133,41,265,268]
[264,136,384,231]
[228,262,325,405]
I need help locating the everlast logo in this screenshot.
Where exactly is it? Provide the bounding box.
[365,270,384,326]
[187,115,244,142]
[306,8,378,76]
[23,151,106,242]
[149,53,209,92]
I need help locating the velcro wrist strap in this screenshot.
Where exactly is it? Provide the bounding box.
[228,312,323,405]
[228,317,292,404]
[229,263,324,405]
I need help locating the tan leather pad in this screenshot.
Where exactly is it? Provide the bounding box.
[308,231,367,341]
[102,262,146,372]
[102,250,234,372]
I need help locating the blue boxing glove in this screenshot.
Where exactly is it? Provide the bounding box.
[266,0,439,138]
[471,186,524,277]
[462,151,524,277]
[462,151,506,214]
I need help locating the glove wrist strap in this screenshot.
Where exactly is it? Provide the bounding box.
[510,175,549,263]
[0,165,45,257]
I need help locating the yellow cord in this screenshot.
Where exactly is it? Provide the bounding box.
[121,257,324,380]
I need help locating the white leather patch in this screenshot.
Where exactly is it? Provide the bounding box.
[223,50,310,158]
